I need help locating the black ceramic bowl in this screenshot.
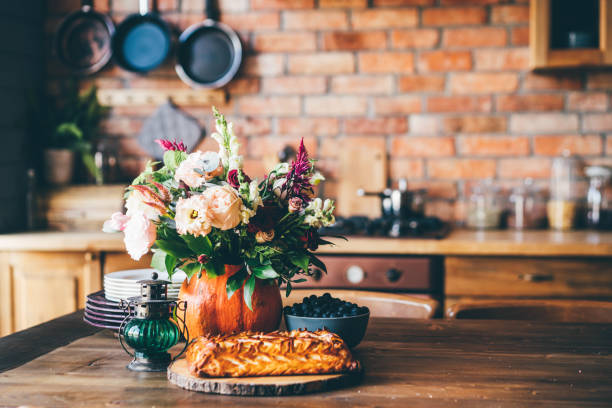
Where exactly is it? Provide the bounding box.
[284,311,370,348]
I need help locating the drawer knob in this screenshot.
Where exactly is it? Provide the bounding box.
[519,273,554,282]
[311,268,323,281]
[386,268,402,283]
[346,265,365,284]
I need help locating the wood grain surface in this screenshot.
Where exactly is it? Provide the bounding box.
[1,313,611,407]
[0,229,611,256]
[167,358,361,396]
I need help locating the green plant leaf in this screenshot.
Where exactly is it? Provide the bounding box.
[163,150,187,171]
[181,262,202,278]
[251,264,279,279]
[285,281,292,297]
[165,254,177,278]
[243,275,256,311]
[151,250,167,273]
[155,239,193,259]
[290,253,310,272]
[308,254,328,274]
[226,266,247,300]
[204,261,221,278]
[182,235,212,256]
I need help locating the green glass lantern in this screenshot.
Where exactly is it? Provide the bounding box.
[119,272,189,372]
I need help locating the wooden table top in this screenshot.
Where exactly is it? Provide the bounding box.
[0,229,611,256]
[1,311,611,407]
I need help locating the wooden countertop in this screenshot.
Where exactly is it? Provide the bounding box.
[0,229,611,257]
[1,311,611,407]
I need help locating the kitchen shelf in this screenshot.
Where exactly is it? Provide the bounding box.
[97,88,226,106]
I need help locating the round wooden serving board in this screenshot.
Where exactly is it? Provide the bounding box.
[167,358,362,396]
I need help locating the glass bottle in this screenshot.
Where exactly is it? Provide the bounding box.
[547,151,579,230]
[585,165,612,230]
[466,179,502,229]
[508,178,547,230]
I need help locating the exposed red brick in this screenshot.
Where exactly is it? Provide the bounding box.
[323,31,387,51]
[304,96,368,116]
[587,72,612,90]
[100,117,143,135]
[523,73,583,90]
[284,10,348,29]
[220,12,280,30]
[117,137,147,156]
[254,32,316,52]
[391,29,440,49]
[496,94,565,112]
[441,0,504,4]
[510,113,579,133]
[331,75,393,94]
[428,159,496,179]
[459,135,530,156]
[373,96,423,115]
[278,118,340,135]
[498,158,551,179]
[359,52,414,73]
[389,159,425,179]
[583,114,612,132]
[226,118,272,136]
[422,7,487,26]
[567,92,608,112]
[227,78,260,95]
[428,96,492,113]
[474,48,529,71]
[443,116,507,133]
[491,5,529,23]
[352,9,419,29]
[406,180,457,199]
[238,96,301,116]
[533,135,603,156]
[289,53,354,74]
[344,118,407,135]
[375,0,434,5]
[248,136,318,158]
[391,136,455,157]
[607,136,612,155]
[183,0,248,12]
[251,0,314,9]
[418,50,472,72]
[399,75,445,92]
[450,73,519,94]
[511,26,529,45]
[112,0,139,12]
[242,159,267,179]
[320,0,367,7]
[118,157,150,179]
[129,78,189,89]
[443,27,507,47]
[261,76,326,94]
[243,55,284,77]
[409,115,442,135]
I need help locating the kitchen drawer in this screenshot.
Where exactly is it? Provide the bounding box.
[291,255,440,292]
[445,256,612,298]
[103,252,152,274]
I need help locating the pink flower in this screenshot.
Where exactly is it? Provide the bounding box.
[155,139,187,152]
[202,186,242,230]
[175,195,212,237]
[174,151,223,189]
[102,212,130,232]
[123,212,156,261]
[288,197,303,213]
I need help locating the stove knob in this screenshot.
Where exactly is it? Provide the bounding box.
[312,268,323,281]
[386,268,402,283]
[346,265,365,284]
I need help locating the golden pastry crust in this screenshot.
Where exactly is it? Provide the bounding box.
[186,329,360,378]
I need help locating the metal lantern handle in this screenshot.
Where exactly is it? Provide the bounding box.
[172,300,190,361]
[118,300,135,358]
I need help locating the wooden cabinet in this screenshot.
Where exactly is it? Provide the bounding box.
[103,252,152,275]
[0,252,101,336]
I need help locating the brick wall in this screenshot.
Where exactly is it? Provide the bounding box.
[46,0,612,223]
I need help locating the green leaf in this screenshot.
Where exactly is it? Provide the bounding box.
[181,262,202,278]
[155,239,193,259]
[251,264,279,279]
[163,150,187,171]
[243,275,256,311]
[151,250,167,273]
[309,254,328,274]
[182,235,212,256]
[165,254,177,278]
[285,281,292,297]
[291,278,307,283]
[226,266,247,300]
[290,253,310,272]
[204,261,221,278]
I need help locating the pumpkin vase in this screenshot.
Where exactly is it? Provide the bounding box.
[178,264,282,338]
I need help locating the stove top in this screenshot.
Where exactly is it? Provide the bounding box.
[320,216,450,239]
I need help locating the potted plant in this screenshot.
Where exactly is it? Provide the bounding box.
[34,83,109,185]
[104,108,338,337]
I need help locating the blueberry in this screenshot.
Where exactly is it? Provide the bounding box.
[283,306,291,314]
[323,292,332,299]
[309,294,317,302]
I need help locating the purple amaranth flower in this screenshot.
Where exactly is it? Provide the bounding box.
[284,138,314,202]
[155,139,187,152]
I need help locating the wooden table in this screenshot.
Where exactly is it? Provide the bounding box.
[1,312,611,407]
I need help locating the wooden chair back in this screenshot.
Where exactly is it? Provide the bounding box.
[283,289,439,319]
[447,299,612,323]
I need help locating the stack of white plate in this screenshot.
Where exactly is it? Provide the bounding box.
[104,269,187,302]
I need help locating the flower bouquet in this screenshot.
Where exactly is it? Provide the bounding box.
[104,108,337,318]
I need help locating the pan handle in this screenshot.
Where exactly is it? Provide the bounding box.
[139,0,149,15]
[205,0,220,21]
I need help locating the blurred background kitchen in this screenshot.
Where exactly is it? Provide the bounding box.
[1,0,612,335]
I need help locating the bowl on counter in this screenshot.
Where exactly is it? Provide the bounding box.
[284,311,370,348]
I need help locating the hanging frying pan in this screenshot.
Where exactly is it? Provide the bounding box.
[55,0,115,75]
[111,0,171,73]
[175,0,242,89]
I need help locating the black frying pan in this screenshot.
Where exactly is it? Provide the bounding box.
[175,0,242,89]
[111,0,171,73]
[55,0,115,75]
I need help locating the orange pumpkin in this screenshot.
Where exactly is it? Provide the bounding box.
[178,264,282,338]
